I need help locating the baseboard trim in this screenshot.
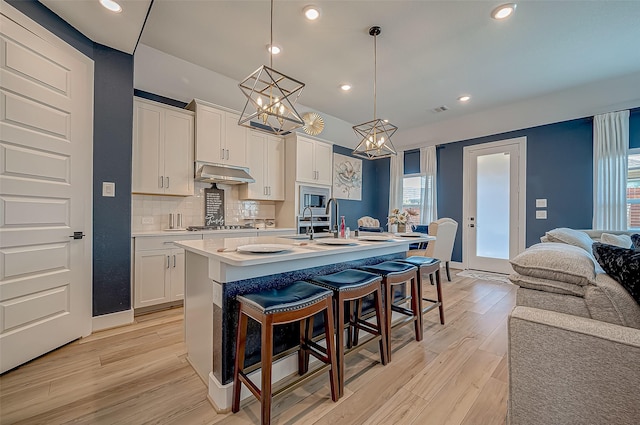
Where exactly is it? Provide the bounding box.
[450,261,464,270]
[92,309,134,332]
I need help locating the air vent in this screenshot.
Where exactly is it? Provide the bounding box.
[432,105,449,113]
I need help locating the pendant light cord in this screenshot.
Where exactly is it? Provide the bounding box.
[373,32,377,120]
[269,0,274,69]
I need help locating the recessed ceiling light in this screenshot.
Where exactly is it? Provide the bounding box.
[458,95,471,102]
[99,0,122,13]
[491,3,516,20]
[340,84,352,91]
[267,44,281,55]
[303,5,321,21]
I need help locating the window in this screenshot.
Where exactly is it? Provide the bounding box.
[402,175,425,226]
[628,149,640,230]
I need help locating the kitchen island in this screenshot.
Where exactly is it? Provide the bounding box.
[174,233,434,411]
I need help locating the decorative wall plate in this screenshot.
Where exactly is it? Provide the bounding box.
[302,112,325,135]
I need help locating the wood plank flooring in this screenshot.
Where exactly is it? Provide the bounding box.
[0,271,516,425]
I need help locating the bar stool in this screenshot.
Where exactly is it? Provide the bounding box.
[309,269,387,397]
[358,261,420,361]
[232,281,339,425]
[397,257,445,326]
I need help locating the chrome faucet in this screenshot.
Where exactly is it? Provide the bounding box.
[302,206,314,240]
[325,197,339,237]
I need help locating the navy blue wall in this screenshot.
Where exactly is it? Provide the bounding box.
[439,117,594,262]
[332,145,390,230]
[630,108,640,149]
[404,149,420,174]
[8,0,134,316]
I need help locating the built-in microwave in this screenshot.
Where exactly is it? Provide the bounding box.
[299,185,331,216]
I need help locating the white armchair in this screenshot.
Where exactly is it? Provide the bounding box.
[424,218,458,281]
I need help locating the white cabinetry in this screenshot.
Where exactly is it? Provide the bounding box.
[132,98,194,196]
[239,131,285,200]
[133,234,201,309]
[187,99,248,168]
[291,135,333,185]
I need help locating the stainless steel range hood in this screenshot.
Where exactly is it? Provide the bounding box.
[195,162,255,184]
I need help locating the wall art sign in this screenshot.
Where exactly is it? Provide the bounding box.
[333,153,362,200]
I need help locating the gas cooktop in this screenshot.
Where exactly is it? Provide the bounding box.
[186,225,253,231]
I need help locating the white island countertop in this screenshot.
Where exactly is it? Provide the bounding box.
[175,233,434,282]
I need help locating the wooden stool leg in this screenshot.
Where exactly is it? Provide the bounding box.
[411,276,423,341]
[384,279,393,362]
[446,261,451,281]
[373,287,388,365]
[298,318,308,375]
[261,316,274,425]
[346,300,354,349]
[232,308,249,413]
[415,270,424,335]
[335,295,345,398]
[352,299,363,346]
[435,269,445,325]
[323,298,339,402]
[429,273,434,285]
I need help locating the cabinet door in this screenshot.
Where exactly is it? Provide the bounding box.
[195,105,224,164]
[169,249,185,301]
[132,102,163,194]
[164,110,194,196]
[225,112,248,168]
[314,141,334,186]
[241,131,267,199]
[296,137,316,183]
[266,136,285,200]
[134,249,171,308]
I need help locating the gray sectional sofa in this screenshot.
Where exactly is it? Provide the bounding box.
[507,229,640,425]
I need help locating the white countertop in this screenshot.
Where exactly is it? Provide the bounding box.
[131,227,295,237]
[174,233,435,267]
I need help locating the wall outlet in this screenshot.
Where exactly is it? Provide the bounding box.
[102,182,115,197]
[535,198,547,208]
[142,217,154,225]
[535,210,547,219]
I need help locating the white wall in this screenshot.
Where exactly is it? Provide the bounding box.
[134,44,357,148]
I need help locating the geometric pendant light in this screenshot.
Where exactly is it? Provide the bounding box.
[238,0,305,135]
[352,26,398,160]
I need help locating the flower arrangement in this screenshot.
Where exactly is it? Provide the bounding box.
[388,208,409,225]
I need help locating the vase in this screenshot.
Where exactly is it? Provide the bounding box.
[398,223,406,233]
[389,224,398,233]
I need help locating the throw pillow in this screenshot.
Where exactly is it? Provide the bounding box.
[510,242,597,286]
[592,243,640,305]
[600,233,633,249]
[632,234,640,250]
[544,228,594,254]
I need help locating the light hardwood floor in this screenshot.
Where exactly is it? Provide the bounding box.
[0,271,516,425]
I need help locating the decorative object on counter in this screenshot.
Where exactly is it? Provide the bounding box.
[333,153,362,200]
[204,185,225,226]
[238,0,305,135]
[388,208,409,233]
[352,26,398,160]
[302,112,325,135]
[340,216,346,238]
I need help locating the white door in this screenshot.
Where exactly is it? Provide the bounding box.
[0,6,94,373]
[463,137,526,274]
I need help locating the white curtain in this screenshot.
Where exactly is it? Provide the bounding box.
[593,110,629,230]
[389,150,404,223]
[420,146,438,224]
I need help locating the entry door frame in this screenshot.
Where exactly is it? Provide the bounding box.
[462,137,527,271]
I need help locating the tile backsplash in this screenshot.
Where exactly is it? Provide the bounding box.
[132,182,276,232]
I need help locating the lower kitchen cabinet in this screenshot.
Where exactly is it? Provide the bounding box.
[133,234,201,310]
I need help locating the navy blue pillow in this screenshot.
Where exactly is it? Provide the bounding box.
[592,242,640,305]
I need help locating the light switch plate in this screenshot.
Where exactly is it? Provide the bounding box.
[536,210,547,219]
[102,182,115,197]
[536,198,547,208]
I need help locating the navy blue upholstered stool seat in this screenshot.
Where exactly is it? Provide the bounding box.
[309,269,387,397]
[397,257,445,325]
[358,261,420,361]
[232,281,339,425]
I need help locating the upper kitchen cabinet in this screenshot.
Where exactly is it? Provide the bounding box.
[239,131,285,201]
[286,134,333,186]
[132,98,194,196]
[186,99,248,168]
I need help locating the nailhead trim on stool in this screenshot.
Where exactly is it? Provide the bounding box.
[309,269,388,397]
[232,281,339,425]
[397,256,445,325]
[358,261,420,361]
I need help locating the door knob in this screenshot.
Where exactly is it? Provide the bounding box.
[69,232,85,239]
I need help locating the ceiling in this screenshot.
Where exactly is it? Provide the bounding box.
[41,0,640,144]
